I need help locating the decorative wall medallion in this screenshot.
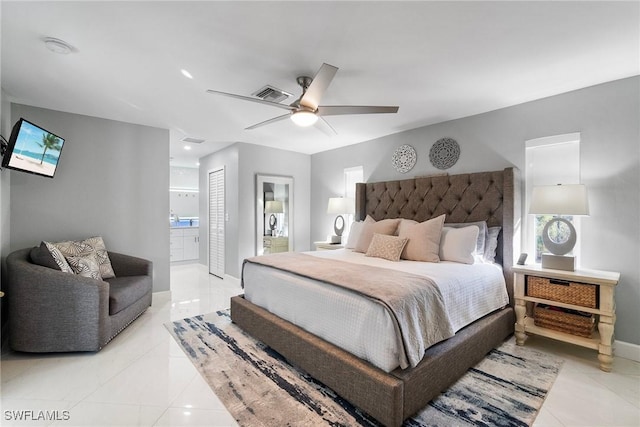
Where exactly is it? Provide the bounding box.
[392,144,417,173]
[429,137,460,169]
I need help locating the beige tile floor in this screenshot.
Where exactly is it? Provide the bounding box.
[1,262,638,426]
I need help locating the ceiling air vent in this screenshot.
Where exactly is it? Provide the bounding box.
[181,137,205,144]
[251,85,292,103]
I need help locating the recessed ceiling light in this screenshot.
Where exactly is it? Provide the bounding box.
[181,69,193,79]
[43,37,74,54]
[195,162,200,166]
[184,145,192,150]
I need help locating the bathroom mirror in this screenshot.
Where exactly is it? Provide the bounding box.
[256,174,294,255]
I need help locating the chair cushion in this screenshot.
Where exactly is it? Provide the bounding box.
[106,275,152,315]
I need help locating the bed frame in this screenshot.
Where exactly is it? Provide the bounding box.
[231,167,520,426]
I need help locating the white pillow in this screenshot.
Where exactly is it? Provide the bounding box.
[439,226,479,264]
[345,221,365,249]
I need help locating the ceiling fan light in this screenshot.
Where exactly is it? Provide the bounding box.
[291,110,318,127]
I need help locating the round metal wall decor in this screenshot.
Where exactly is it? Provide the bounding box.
[429,137,460,170]
[391,144,417,173]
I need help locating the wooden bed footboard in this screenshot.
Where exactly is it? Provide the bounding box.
[231,295,515,427]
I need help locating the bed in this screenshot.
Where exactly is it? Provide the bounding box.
[231,167,520,426]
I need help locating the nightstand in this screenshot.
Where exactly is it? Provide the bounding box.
[314,241,345,251]
[263,236,289,254]
[513,264,619,372]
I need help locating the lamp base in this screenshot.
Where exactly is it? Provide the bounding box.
[329,235,342,244]
[541,254,575,271]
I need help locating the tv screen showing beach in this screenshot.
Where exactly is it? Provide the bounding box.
[5,119,65,178]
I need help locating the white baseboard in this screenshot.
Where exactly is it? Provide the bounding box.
[615,340,640,362]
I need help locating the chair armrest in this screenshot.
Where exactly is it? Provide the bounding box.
[108,251,152,277]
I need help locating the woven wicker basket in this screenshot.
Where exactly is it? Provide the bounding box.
[534,305,595,337]
[527,276,597,308]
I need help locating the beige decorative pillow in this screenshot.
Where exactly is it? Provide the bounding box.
[53,236,115,279]
[439,226,480,264]
[365,233,409,262]
[83,236,116,279]
[398,214,446,262]
[354,216,401,253]
[66,252,102,279]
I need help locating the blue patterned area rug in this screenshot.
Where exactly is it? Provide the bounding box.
[166,310,562,427]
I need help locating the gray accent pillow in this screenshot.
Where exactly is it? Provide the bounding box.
[30,242,62,270]
[484,226,502,263]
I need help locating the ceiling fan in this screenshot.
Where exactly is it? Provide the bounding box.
[206,63,399,135]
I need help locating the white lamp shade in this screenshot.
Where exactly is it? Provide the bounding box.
[327,197,355,214]
[264,200,284,214]
[290,110,318,127]
[529,184,589,215]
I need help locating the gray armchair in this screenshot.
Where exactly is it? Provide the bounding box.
[5,247,152,352]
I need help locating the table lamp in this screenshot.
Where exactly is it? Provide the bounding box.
[327,197,355,244]
[264,200,284,236]
[529,184,589,271]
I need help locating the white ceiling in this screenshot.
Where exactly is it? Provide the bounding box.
[2,1,638,168]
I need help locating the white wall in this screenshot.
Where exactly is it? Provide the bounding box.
[198,142,310,278]
[311,77,640,346]
[8,104,171,292]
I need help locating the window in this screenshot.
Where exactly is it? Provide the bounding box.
[344,166,364,200]
[525,133,581,262]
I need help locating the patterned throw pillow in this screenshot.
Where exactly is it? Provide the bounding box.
[66,252,102,280]
[82,236,116,279]
[365,233,409,262]
[43,241,74,273]
[51,236,115,280]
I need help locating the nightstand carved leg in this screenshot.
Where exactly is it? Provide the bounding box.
[514,301,527,346]
[597,315,615,372]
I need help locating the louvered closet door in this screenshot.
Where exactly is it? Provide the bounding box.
[209,168,225,278]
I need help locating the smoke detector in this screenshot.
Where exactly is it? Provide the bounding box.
[43,37,74,54]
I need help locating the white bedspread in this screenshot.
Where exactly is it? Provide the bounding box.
[242,249,508,372]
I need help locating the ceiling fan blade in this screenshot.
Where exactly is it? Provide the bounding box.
[206,89,295,111]
[316,105,399,116]
[245,113,291,130]
[299,63,338,111]
[314,117,337,136]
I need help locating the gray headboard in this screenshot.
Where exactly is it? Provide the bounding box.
[355,167,521,304]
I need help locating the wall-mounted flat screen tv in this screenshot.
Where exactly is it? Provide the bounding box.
[1,118,65,178]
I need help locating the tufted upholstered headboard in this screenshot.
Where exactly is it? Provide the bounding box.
[355,167,520,304]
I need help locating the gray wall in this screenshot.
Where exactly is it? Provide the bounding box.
[8,104,171,292]
[199,142,310,278]
[199,143,240,276]
[311,77,640,346]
